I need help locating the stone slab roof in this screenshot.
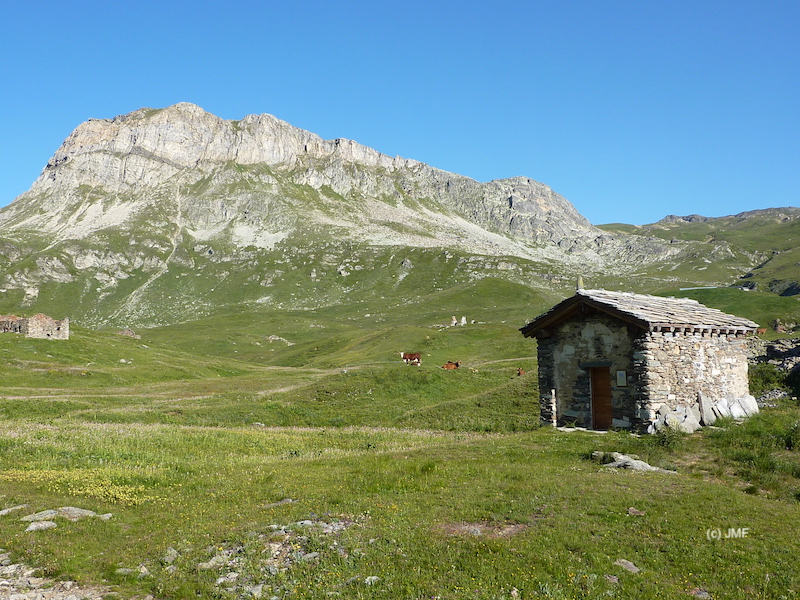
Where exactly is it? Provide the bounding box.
[520,289,760,337]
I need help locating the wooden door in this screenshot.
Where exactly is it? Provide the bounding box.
[590,367,613,430]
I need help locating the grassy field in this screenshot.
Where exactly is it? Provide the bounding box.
[2,302,800,599]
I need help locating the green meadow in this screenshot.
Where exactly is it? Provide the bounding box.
[2,291,800,599]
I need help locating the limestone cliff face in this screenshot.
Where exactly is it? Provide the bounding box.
[2,102,608,252]
[33,103,420,192]
[0,103,692,327]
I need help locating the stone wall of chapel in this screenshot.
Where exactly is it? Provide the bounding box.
[537,312,640,428]
[635,331,750,421]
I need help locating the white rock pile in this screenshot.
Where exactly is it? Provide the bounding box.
[646,394,759,434]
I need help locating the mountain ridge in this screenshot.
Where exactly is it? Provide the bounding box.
[0,104,789,327]
[3,102,602,251]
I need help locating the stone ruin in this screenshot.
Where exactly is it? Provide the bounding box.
[0,313,69,340]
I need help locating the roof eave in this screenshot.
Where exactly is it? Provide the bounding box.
[520,295,650,338]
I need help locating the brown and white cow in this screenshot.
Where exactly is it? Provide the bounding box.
[442,361,461,370]
[400,352,422,366]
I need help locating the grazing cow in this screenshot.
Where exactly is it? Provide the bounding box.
[442,361,461,370]
[400,352,422,366]
[517,368,525,377]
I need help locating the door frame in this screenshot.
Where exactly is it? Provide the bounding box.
[589,366,613,430]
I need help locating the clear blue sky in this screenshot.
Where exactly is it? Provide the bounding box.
[2,1,797,225]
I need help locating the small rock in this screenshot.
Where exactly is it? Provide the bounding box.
[197,555,227,570]
[627,507,646,516]
[605,574,620,584]
[58,506,97,521]
[262,498,294,509]
[0,505,28,517]
[364,576,380,585]
[614,558,641,573]
[688,588,711,599]
[163,547,179,564]
[25,520,57,532]
[594,451,677,474]
[215,572,239,584]
[21,509,59,522]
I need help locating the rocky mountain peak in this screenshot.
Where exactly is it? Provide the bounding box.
[36,102,421,195]
[0,104,692,327]
[2,103,610,252]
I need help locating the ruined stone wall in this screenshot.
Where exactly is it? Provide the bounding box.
[0,314,70,339]
[635,331,750,422]
[0,316,26,334]
[25,314,69,340]
[537,312,640,428]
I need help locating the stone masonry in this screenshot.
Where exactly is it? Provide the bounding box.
[521,289,759,433]
[634,330,754,430]
[0,314,69,340]
[535,312,638,429]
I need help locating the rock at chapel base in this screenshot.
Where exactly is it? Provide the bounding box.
[739,394,759,416]
[729,399,748,419]
[678,411,701,433]
[716,397,731,417]
[699,394,717,425]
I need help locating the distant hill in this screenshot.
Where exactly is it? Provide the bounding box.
[599,208,800,296]
[0,103,794,327]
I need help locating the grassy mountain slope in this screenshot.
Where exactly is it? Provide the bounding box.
[3,103,790,329]
[600,208,800,295]
[2,307,800,599]
[3,208,800,599]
